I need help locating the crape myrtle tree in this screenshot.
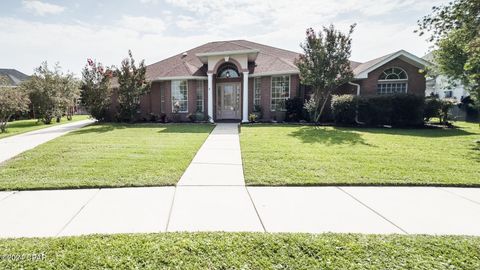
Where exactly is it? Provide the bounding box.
[116,50,150,122]
[80,59,113,121]
[0,76,30,133]
[21,62,80,124]
[417,0,480,122]
[296,24,355,122]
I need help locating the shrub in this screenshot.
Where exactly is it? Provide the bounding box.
[424,96,442,121]
[248,113,257,122]
[331,95,357,124]
[303,97,316,122]
[439,98,456,124]
[187,113,196,122]
[331,94,425,127]
[285,97,305,122]
[390,94,424,126]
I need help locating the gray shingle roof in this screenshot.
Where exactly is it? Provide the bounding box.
[0,69,29,86]
[145,40,301,80]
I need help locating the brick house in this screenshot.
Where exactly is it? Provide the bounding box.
[113,40,429,122]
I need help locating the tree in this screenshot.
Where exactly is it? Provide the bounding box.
[417,0,480,118]
[116,50,150,122]
[296,24,355,122]
[80,59,113,121]
[22,62,80,124]
[0,78,30,133]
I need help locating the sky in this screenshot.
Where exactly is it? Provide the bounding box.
[0,0,447,76]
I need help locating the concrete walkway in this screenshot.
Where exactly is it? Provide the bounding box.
[0,123,480,237]
[0,119,95,164]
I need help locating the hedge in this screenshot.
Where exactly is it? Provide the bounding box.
[331,94,425,127]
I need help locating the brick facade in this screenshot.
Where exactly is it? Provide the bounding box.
[109,58,424,122]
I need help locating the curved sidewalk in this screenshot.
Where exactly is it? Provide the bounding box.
[0,119,95,164]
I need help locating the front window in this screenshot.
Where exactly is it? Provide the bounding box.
[271,75,290,111]
[444,90,453,98]
[254,77,261,109]
[377,67,408,94]
[171,80,188,113]
[196,80,204,112]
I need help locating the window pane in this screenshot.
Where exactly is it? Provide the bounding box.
[172,80,188,112]
[271,75,290,111]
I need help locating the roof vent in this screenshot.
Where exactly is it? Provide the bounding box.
[182,52,188,57]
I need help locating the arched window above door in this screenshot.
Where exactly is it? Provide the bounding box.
[217,63,240,78]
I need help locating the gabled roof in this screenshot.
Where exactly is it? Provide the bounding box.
[146,40,301,80]
[353,50,431,79]
[0,68,29,86]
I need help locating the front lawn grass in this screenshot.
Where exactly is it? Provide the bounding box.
[0,123,213,190]
[0,115,90,139]
[0,233,479,269]
[241,122,480,186]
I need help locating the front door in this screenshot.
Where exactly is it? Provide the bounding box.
[216,83,241,120]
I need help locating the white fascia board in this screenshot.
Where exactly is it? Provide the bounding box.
[355,50,432,79]
[248,70,299,77]
[151,76,208,81]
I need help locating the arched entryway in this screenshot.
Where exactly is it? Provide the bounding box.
[215,62,242,121]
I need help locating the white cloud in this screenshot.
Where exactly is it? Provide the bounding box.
[3,0,446,75]
[120,15,166,34]
[139,0,158,3]
[22,0,65,16]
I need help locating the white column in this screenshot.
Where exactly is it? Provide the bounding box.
[242,71,249,122]
[207,73,213,123]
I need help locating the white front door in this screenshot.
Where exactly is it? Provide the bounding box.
[216,83,241,120]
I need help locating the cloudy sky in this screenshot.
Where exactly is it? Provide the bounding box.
[1,0,445,76]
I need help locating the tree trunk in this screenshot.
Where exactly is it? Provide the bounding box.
[314,90,332,123]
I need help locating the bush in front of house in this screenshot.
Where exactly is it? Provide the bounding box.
[285,97,306,121]
[331,95,357,124]
[390,94,425,126]
[424,96,443,121]
[331,94,425,127]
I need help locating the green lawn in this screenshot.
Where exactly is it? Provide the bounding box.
[0,123,213,190]
[0,233,478,269]
[241,122,480,186]
[0,115,90,139]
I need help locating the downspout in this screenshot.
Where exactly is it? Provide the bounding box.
[348,81,365,125]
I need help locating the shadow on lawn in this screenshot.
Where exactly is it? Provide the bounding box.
[357,126,477,138]
[69,122,213,135]
[289,126,372,146]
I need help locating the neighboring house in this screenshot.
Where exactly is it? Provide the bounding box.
[422,52,468,100]
[0,68,29,87]
[110,40,428,122]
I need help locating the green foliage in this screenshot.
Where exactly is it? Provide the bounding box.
[1,233,480,270]
[285,97,305,121]
[248,113,257,122]
[21,62,80,124]
[331,95,357,124]
[80,59,113,121]
[296,24,355,122]
[417,0,480,113]
[303,97,316,121]
[116,50,151,122]
[0,87,30,133]
[331,94,424,127]
[424,96,443,121]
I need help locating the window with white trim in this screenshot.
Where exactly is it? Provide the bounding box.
[254,77,261,109]
[171,80,188,113]
[196,80,204,112]
[271,75,290,111]
[377,67,408,94]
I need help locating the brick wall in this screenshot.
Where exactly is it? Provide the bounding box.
[356,58,426,96]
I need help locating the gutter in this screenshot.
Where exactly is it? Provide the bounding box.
[348,82,365,125]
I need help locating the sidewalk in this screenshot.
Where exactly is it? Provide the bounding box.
[0,123,479,238]
[0,119,95,164]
